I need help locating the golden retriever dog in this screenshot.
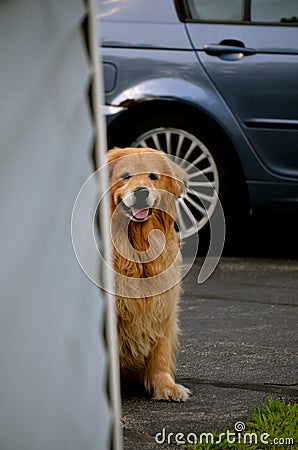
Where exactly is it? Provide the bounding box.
[107,147,190,402]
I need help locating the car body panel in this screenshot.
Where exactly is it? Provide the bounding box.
[101,45,293,183]
[186,23,298,179]
[99,22,192,50]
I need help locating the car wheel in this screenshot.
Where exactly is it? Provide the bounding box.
[131,126,219,239]
[110,113,249,243]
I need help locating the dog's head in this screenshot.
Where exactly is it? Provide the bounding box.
[107,147,185,223]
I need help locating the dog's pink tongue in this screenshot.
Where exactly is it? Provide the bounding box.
[131,207,149,220]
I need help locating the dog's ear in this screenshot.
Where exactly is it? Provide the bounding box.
[106,147,123,179]
[168,160,187,198]
[106,147,123,164]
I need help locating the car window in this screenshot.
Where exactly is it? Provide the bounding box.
[187,0,244,21]
[251,0,298,23]
[97,0,179,23]
[186,0,298,24]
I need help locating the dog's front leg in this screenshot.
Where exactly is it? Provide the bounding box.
[144,330,190,402]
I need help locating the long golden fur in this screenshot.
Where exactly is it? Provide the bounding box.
[107,147,190,401]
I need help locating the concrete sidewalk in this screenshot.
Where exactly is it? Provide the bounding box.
[121,258,298,449]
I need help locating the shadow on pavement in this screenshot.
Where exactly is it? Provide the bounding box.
[209,216,298,258]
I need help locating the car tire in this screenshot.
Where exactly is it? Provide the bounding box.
[108,113,250,249]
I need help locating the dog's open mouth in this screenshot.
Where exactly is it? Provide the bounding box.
[122,203,152,221]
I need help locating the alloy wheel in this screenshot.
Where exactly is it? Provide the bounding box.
[132,127,220,238]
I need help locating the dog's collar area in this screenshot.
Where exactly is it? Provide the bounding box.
[121,202,152,221]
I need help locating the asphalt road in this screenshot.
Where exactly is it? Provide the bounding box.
[121,257,298,450]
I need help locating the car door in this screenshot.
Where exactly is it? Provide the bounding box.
[183,0,298,179]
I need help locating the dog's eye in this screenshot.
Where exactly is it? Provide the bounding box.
[120,172,131,180]
[149,173,159,181]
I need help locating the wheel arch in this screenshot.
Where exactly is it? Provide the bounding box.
[107,99,250,206]
[108,99,222,144]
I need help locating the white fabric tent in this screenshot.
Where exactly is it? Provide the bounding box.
[0,1,121,449]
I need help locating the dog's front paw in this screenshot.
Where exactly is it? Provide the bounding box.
[153,383,191,402]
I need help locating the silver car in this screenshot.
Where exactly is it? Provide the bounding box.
[98,0,298,239]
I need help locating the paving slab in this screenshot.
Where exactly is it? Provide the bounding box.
[121,258,298,449]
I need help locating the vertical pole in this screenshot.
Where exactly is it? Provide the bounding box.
[87,1,122,449]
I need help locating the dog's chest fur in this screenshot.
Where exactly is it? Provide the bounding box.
[113,217,181,370]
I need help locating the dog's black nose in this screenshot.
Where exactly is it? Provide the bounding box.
[134,186,149,202]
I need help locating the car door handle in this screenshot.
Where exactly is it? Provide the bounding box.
[203,44,256,57]
[203,41,256,60]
